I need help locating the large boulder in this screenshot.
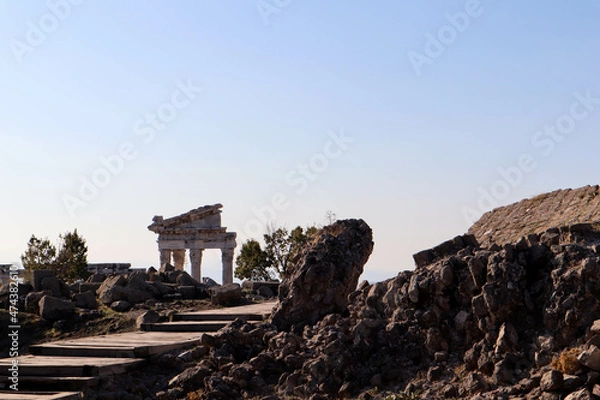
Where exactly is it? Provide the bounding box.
[96,274,153,305]
[41,275,70,298]
[111,300,132,312]
[127,274,156,294]
[73,290,98,309]
[32,270,54,291]
[211,284,242,306]
[39,295,75,320]
[202,277,219,288]
[160,263,175,274]
[25,290,52,314]
[175,271,200,287]
[79,282,101,294]
[97,275,127,305]
[136,310,160,329]
[242,281,280,298]
[270,219,374,331]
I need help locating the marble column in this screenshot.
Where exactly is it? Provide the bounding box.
[221,248,234,285]
[172,249,186,270]
[189,249,204,281]
[159,249,172,267]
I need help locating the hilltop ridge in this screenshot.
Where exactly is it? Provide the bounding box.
[469,185,600,248]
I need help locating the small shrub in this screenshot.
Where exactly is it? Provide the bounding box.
[551,347,581,374]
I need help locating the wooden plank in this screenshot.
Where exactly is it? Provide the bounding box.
[30,331,205,358]
[141,321,227,332]
[0,375,99,390]
[175,301,275,318]
[0,392,81,400]
[172,312,264,321]
[30,346,137,358]
[0,355,145,377]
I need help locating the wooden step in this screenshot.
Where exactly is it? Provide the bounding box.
[172,312,264,321]
[0,391,81,400]
[0,375,99,390]
[141,321,228,332]
[30,331,204,358]
[0,355,145,377]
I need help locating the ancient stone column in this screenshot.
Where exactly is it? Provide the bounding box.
[159,249,172,266]
[221,248,234,285]
[189,249,204,281]
[172,249,186,270]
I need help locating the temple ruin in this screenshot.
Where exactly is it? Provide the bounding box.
[148,204,237,284]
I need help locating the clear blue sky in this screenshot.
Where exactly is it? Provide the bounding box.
[1,1,600,283]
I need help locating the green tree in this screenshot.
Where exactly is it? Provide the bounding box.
[234,239,272,281]
[55,229,89,282]
[235,225,318,281]
[21,230,89,282]
[21,235,57,273]
[265,226,318,278]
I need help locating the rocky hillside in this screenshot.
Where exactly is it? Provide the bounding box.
[469,185,600,248]
[9,187,600,399]
[160,194,600,400]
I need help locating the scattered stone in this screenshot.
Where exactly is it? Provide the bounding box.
[175,271,199,287]
[24,290,51,314]
[111,300,132,312]
[73,290,98,309]
[79,282,101,294]
[177,286,196,300]
[564,388,592,400]
[578,345,600,371]
[540,370,564,392]
[159,263,175,274]
[32,269,54,291]
[39,277,61,298]
[202,277,219,287]
[97,275,127,305]
[211,283,242,306]
[136,310,160,329]
[168,365,211,392]
[39,295,75,320]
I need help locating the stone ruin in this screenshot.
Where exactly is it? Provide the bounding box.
[148,204,237,285]
[161,187,600,399]
[87,263,131,275]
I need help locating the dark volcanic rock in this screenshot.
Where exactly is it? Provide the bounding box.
[155,191,600,399]
[270,219,374,332]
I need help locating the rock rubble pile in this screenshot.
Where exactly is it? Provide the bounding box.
[167,217,600,399]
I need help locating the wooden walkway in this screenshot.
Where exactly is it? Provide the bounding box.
[29,331,205,358]
[0,392,80,400]
[0,301,275,397]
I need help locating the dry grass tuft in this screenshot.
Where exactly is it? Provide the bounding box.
[551,347,581,374]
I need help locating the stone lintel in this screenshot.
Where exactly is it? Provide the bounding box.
[157,240,186,250]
